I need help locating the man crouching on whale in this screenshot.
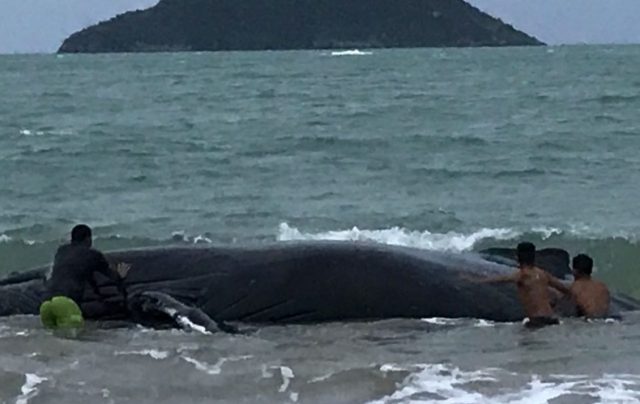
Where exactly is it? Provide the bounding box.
[467,242,571,328]
[40,224,128,331]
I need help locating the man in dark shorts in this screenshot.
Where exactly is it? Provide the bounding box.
[46,224,128,306]
[570,254,610,318]
[469,242,571,329]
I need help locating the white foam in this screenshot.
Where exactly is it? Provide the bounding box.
[134,324,156,333]
[182,356,226,375]
[532,224,612,240]
[421,317,461,326]
[277,223,519,252]
[330,49,373,56]
[549,373,589,380]
[381,364,410,372]
[19,129,45,136]
[18,128,73,136]
[277,222,640,250]
[260,365,297,396]
[163,307,210,335]
[538,224,638,241]
[372,364,493,404]
[261,364,274,378]
[279,366,295,392]
[16,373,47,404]
[531,226,563,239]
[498,375,640,403]
[175,314,211,335]
[0,235,37,245]
[260,363,273,379]
[308,373,333,383]
[370,364,640,404]
[193,235,212,244]
[176,343,199,353]
[171,231,212,244]
[181,355,252,376]
[114,349,170,360]
[171,231,189,242]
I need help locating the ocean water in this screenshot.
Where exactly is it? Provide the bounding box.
[2,46,640,402]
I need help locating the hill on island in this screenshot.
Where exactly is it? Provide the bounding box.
[58,0,542,53]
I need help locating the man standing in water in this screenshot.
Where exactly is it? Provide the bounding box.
[569,254,610,318]
[41,225,129,330]
[470,242,571,328]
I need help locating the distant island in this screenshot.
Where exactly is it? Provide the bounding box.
[58,0,542,53]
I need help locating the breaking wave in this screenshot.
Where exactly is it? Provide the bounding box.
[370,364,640,403]
[276,222,639,252]
[277,222,519,251]
[328,49,373,56]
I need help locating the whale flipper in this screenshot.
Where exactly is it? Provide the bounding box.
[129,291,239,334]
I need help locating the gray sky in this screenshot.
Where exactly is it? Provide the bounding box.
[468,0,640,45]
[1,0,640,53]
[0,0,159,54]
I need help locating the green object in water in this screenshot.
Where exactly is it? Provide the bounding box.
[40,296,84,330]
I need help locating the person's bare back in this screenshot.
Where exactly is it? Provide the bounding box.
[469,242,571,328]
[570,254,611,318]
[515,267,561,318]
[570,279,610,318]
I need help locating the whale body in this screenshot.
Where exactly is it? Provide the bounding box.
[0,241,638,328]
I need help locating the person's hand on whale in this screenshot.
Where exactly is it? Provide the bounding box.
[112,262,131,279]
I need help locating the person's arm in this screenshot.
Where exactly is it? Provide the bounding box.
[88,274,104,299]
[93,252,120,282]
[92,252,129,302]
[546,273,571,295]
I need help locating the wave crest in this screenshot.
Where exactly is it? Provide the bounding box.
[329,49,373,56]
[277,223,519,251]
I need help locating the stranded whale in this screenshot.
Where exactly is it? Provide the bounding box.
[0,241,637,330]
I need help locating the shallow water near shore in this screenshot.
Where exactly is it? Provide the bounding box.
[2,46,640,401]
[2,314,640,403]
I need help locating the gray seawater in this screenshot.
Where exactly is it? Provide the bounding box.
[2,46,640,402]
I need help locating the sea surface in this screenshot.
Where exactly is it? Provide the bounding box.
[1,46,640,402]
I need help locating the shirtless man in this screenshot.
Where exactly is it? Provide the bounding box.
[570,254,610,318]
[470,242,570,328]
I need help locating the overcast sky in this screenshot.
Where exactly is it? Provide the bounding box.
[1,0,640,53]
[469,0,640,45]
